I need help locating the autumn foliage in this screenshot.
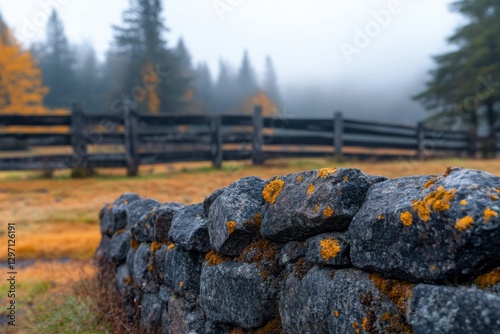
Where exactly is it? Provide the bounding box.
[0,20,49,115]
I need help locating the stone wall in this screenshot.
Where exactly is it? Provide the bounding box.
[96,167,500,333]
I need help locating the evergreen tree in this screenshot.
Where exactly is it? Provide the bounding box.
[175,38,192,77]
[415,0,500,154]
[194,62,214,113]
[76,45,102,113]
[237,50,258,100]
[214,59,238,113]
[263,55,282,107]
[36,10,77,108]
[110,0,189,113]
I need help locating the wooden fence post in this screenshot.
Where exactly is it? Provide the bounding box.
[334,111,343,159]
[71,102,88,172]
[417,122,425,160]
[124,107,139,176]
[210,115,223,168]
[252,105,264,165]
[468,125,477,158]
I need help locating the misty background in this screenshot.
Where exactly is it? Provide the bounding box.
[0,0,462,123]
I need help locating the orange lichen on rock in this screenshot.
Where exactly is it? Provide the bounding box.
[236,239,279,264]
[351,322,360,334]
[400,212,413,226]
[343,176,349,182]
[205,250,231,266]
[307,184,315,195]
[369,273,414,315]
[323,206,334,218]
[318,168,337,178]
[263,178,285,204]
[443,166,453,177]
[226,221,236,234]
[411,186,456,222]
[377,214,385,220]
[460,199,467,206]
[296,175,303,182]
[474,268,500,289]
[148,264,154,272]
[484,208,498,223]
[489,194,499,201]
[167,243,175,251]
[334,310,339,317]
[130,239,141,250]
[150,241,162,253]
[362,317,369,331]
[455,216,474,231]
[179,281,183,287]
[430,265,436,271]
[255,317,283,334]
[423,178,436,189]
[320,238,341,261]
[313,204,319,212]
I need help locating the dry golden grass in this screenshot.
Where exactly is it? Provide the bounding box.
[0,157,499,261]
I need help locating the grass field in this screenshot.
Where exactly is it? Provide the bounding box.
[1,157,500,332]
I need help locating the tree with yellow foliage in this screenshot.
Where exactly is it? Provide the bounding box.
[0,14,48,114]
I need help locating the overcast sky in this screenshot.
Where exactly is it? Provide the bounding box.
[0,0,463,122]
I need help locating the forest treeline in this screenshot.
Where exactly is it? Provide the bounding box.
[0,0,498,153]
[0,0,282,116]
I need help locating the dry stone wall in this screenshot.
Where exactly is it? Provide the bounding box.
[96,167,500,334]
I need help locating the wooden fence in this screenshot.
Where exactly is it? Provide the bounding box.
[0,103,493,176]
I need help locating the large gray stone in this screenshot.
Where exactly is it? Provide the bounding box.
[110,230,132,264]
[127,198,162,230]
[280,267,412,334]
[162,295,206,334]
[100,193,141,236]
[95,235,111,262]
[163,245,204,296]
[206,176,266,256]
[408,284,500,334]
[131,202,184,243]
[200,262,275,329]
[304,232,351,266]
[261,168,383,242]
[169,203,210,253]
[279,241,305,266]
[133,243,157,293]
[203,187,225,216]
[350,167,500,282]
[141,293,165,333]
[116,264,137,320]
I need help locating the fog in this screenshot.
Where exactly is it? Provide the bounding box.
[0,0,462,123]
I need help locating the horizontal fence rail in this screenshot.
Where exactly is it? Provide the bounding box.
[0,103,491,175]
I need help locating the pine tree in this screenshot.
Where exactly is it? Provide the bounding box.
[35,10,77,108]
[76,45,102,113]
[415,0,500,154]
[110,0,189,113]
[194,62,214,113]
[0,14,48,114]
[214,59,238,113]
[263,55,282,108]
[237,50,258,100]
